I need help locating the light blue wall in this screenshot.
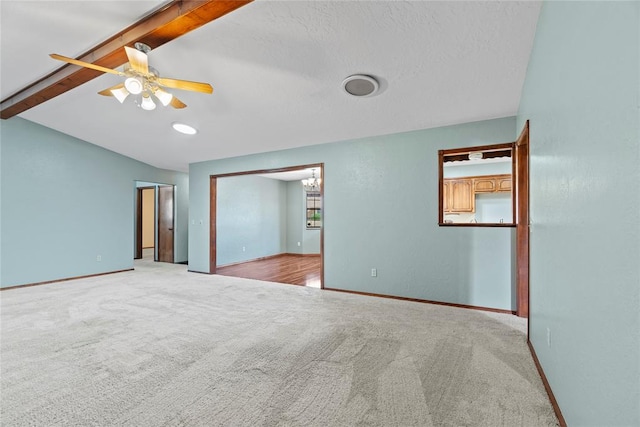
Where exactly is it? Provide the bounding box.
[286,181,304,254]
[302,224,321,254]
[0,117,189,287]
[216,175,287,265]
[216,177,319,264]
[517,1,639,425]
[190,117,516,310]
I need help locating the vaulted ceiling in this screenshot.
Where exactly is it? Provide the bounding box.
[1,1,541,172]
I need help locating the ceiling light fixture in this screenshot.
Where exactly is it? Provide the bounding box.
[110,87,129,103]
[124,76,144,95]
[153,88,173,107]
[468,152,483,161]
[140,93,156,111]
[301,169,321,192]
[342,74,380,97]
[172,122,197,135]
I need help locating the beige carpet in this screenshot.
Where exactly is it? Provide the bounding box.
[1,259,558,426]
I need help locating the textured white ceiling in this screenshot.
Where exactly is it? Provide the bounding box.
[1,1,541,173]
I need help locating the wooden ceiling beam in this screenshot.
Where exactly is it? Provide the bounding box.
[1,0,252,119]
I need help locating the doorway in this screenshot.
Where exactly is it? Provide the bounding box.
[135,182,175,263]
[139,187,155,260]
[209,164,324,288]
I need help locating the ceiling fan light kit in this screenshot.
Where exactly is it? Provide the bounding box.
[50,42,213,112]
[111,87,129,104]
[141,93,156,111]
[153,88,173,107]
[124,76,144,95]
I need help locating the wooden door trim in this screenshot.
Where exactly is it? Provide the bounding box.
[158,185,175,263]
[211,163,324,178]
[135,186,156,259]
[135,188,143,259]
[210,177,217,274]
[209,163,324,289]
[515,121,530,318]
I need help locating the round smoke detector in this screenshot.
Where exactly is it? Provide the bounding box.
[342,74,379,97]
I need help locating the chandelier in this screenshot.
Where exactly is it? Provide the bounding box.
[302,169,321,192]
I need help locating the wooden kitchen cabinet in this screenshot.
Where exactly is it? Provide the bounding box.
[443,179,474,213]
[474,177,497,193]
[443,174,511,214]
[497,175,512,192]
[472,174,512,193]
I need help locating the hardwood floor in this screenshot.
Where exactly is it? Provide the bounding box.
[216,254,321,288]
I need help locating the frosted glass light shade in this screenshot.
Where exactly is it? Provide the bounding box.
[124,77,143,95]
[154,88,173,106]
[111,87,129,103]
[141,93,156,111]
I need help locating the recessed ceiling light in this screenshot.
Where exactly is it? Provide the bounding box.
[342,74,380,97]
[172,122,197,135]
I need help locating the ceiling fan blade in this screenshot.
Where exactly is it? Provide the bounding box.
[97,83,125,97]
[50,54,124,76]
[157,77,213,94]
[124,46,149,75]
[169,96,187,109]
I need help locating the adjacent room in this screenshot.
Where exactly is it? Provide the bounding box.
[1,1,638,426]
[213,167,323,287]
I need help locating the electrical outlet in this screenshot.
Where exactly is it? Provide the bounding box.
[242,246,246,252]
[371,268,377,277]
[96,255,102,262]
[547,327,551,347]
[297,242,301,247]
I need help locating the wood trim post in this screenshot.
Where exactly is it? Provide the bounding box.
[210,176,217,274]
[515,121,530,318]
[438,150,445,224]
[135,188,143,259]
[319,164,325,288]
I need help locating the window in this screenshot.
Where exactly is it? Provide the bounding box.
[306,192,322,229]
[438,142,515,226]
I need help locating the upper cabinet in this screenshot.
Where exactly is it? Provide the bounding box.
[443,179,474,213]
[474,177,497,193]
[443,174,512,214]
[473,174,512,194]
[497,175,512,192]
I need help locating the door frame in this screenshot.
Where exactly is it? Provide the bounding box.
[157,185,175,263]
[209,163,324,288]
[515,120,530,318]
[135,186,156,260]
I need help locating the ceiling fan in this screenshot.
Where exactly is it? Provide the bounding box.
[50,42,213,111]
